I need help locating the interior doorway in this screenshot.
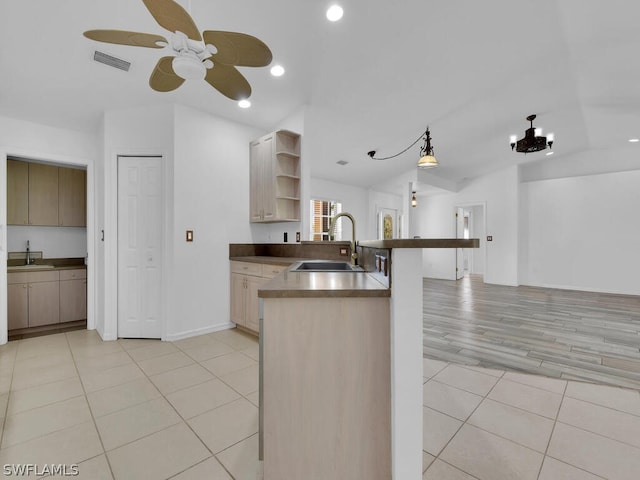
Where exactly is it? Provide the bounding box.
[455,203,486,279]
[117,156,163,339]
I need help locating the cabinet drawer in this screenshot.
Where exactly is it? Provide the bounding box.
[59,269,87,281]
[8,270,59,284]
[261,264,288,278]
[230,261,263,276]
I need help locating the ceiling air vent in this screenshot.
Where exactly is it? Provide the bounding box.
[93,51,130,72]
[336,160,349,166]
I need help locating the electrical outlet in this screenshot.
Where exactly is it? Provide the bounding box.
[340,247,349,256]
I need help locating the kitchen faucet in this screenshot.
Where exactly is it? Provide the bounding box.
[25,240,31,265]
[328,212,358,266]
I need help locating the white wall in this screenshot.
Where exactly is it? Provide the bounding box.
[414,167,519,285]
[170,105,263,339]
[0,115,97,345]
[7,226,87,259]
[519,169,640,295]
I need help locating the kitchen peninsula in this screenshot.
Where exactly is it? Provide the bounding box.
[251,238,479,479]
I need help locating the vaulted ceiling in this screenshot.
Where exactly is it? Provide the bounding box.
[1,1,639,189]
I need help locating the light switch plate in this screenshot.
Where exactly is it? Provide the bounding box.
[186,230,194,242]
[487,235,493,241]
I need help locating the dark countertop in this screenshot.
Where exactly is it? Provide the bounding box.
[229,256,304,266]
[359,238,479,249]
[7,258,86,273]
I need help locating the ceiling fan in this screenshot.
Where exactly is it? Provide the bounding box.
[83,0,272,100]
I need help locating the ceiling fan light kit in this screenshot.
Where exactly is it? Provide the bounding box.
[510,114,554,153]
[83,0,273,100]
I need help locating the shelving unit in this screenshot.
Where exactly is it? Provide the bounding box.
[250,130,301,223]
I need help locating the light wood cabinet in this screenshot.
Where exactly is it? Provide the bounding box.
[28,163,59,226]
[29,281,60,326]
[7,283,29,330]
[8,271,61,329]
[7,160,29,225]
[7,159,87,227]
[230,261,288,334]
[59,168,87,227]
[60,269,87,322]
[250,130,300,223]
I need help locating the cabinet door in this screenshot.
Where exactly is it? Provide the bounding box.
[59,167,86,227]
[28,281,60,326]
[230,273,247,326]
[249,135,275,222]
[60,279,87,322]
[7,160,29,225]
[29,163,59,226]
[7,284,29,330]
[250,141,264,222]
[245,276,267,333]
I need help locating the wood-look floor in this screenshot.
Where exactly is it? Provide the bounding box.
[423,275,640,389]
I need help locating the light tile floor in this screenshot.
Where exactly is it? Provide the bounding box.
[1,329,640,479]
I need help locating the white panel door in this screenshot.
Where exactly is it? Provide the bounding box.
[117,157,163,338]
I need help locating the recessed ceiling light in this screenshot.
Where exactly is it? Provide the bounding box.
[270,65,285,77]
[238,99,251,109]
[546,151,554,156]
[326,4,343,21]
[629,138,639,143]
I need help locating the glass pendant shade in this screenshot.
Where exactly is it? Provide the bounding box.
[417,154,438,168]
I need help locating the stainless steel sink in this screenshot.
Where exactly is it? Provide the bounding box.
[8,264,55,270]
[291,261,363,272]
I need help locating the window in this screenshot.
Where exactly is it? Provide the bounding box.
[310,199,342,240]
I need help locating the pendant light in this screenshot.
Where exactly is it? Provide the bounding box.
[368,127,439,169]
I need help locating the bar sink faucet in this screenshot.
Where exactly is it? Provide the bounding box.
[328,212,358,266]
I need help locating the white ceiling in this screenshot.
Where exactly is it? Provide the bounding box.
[1,1,639,190]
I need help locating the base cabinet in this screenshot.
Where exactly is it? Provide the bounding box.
[230,261,288,334]
[28,281,60,327]
[7,268,86,330]
[60,269,87,322]
[7,284,29,330]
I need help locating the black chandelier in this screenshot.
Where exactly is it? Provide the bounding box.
[510,114,554,153]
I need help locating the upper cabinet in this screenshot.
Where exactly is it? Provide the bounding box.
[59,167,87,227]
[28,163,59,226]
[6,159,86,227]
[250,130,301,223]
[7,160,28,225]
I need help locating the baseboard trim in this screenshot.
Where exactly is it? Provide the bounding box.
[164,322,236,342]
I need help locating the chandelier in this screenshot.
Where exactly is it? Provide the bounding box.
[510,114,554,153]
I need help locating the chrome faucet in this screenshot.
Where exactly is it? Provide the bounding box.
[25,240,31,265]
[328,212,358,265]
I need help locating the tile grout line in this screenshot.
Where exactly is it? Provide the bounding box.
[64,331,118,480]
[425,363,505,478]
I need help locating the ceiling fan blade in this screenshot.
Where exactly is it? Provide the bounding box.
[149,56,185,92]
[204,62,251,100]
[83,30,167,48]
[203,31,272,67]
[142,0,202,41]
